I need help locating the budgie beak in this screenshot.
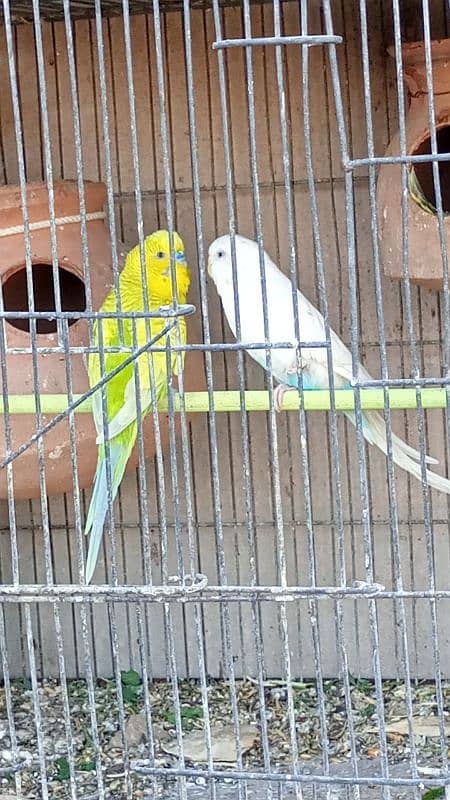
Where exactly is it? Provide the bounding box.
[207,255,212,276]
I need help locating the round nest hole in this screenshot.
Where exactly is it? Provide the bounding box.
[2,263,86,334]
[410,125,450,214]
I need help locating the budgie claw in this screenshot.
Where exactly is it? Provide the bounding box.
[273,384,294,413]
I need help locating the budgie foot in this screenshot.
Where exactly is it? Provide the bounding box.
[273,384,295,412]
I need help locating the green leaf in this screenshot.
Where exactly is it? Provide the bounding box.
[55,757,70,781]
[181,707,203,721]
[164,710,176,726]
[164,706,203,729]
[12,677,32,691]
[81,726,94,747]
[77,759,96,773]
[120,669,142,687]
[122,684,139,705]
[422,789,445,800]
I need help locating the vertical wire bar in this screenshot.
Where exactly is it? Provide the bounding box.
[31,8,83,796]
[62,7,106,793]
[95,320,132,796]
[0,215,19,591]
[62,3,94,331]
[261,1,308,702]
[417,0,450,778]
[182,3,273,797]
[389,1,433,559]
[120,5,159,747]
[93,0,123,343]
[229,2,301,796]
[2,0,39,592]
[62,4,93,568]
[211,5,289,799]
[166,342,185,582]
[89,7,132,755]
[90,25,128,780]
[164,0,218,768]
[93,0,124,591]
[146,331,185,799]
[23,603,49,799]
[390,0,447,773]
[150,4,191,799]
[106,601,132,798]
[150,339,187,800]
[205,4,274,797]
[129,319,160,799]
[92,15,133,792]
[0,607,22,797]
[2,4,52,796]
[120,0,151,559]
[135,603,158,798]
[357,2,421,796]
[294,3,360,795]
[32,0,64,344]
[272,2,333,796]
[321,2,392,797]
[298,8,336,798]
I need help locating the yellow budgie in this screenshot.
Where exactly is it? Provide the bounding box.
[84,230,190,583]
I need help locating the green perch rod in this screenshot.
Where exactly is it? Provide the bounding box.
[0,388,448,414]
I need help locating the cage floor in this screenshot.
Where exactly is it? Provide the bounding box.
[1,676,447,798]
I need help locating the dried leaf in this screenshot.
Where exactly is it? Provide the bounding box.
[386,732,406,744]
[109,714,166,749]
[370,717,450,739]
[366,747,380,759]
[162,724,258,763]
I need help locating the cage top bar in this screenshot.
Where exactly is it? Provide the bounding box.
[2,0,289,22]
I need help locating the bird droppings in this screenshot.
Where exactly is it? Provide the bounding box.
[48,445,64,460]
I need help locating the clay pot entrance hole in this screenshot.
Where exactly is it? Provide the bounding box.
[2,263,86,335]
[411,124,450,213]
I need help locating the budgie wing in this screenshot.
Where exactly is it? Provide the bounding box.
[88,316,137,441]
[88,318,112,441]
[95,353,167,443]
[293,289,370,386]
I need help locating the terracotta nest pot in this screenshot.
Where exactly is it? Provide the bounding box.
[0,180,204,500]
[377,39,450,289]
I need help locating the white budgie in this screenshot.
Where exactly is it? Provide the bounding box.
[207,233,450,494]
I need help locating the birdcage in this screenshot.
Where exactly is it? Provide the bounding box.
[0,0,450,798]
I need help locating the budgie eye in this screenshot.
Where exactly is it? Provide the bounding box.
[156,250,166,259]
[217,249,225,259]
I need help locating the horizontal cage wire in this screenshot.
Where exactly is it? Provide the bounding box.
[0,0,450,799]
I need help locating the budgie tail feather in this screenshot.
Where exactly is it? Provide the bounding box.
[84,429,136,584]
[346,409,450,494]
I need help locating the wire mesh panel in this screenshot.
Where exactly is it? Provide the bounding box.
[0,0,450,798]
